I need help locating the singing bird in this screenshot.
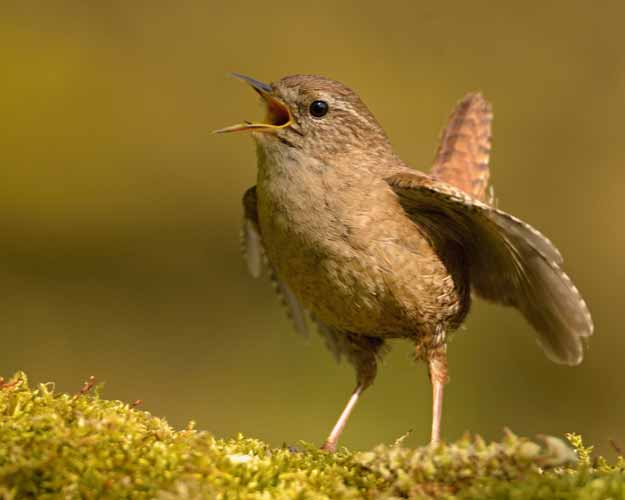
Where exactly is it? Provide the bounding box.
[215,74,593,452]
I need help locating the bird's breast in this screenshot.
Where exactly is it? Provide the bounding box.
[255,148,466,337]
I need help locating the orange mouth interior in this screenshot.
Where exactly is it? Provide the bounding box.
[265,96,291,127]
[214,93,292,134]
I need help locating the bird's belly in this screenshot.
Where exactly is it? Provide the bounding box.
[259,209,465,338]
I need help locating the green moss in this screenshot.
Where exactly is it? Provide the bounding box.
[0,372,622,499]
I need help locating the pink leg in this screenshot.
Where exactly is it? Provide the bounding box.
[428,349,448,445]
[320,385,364,452]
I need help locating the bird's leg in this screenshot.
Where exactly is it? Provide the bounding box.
[320,334,386,452]
[320,384,364,452]
[427,346,448,445]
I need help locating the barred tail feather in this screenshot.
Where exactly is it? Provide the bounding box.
[431,92,493,202]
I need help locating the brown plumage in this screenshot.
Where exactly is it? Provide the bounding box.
[431,92,493,202]
[219,74,593,452]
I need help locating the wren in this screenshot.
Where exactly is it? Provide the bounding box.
[216,74,593,452]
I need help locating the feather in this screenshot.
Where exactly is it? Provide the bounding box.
[386,172,593,365]
[431,92,493,203]
[242,186,309,337]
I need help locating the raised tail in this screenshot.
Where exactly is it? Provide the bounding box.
[431,92,493,203]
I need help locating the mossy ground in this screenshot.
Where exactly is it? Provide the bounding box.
[0,372,622,499]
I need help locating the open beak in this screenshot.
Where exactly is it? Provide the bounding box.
[213,73,293,134]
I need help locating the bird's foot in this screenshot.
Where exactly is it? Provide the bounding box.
[320,440,337,453]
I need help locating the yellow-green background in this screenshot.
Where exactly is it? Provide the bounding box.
[1,2,623,455]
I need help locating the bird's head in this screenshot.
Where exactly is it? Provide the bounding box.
[215,74,393,164]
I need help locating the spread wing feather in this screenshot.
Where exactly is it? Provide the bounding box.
[386,172,593,365]
[242,186,309,338]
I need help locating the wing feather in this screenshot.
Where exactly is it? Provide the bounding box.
[386,172,593,365]
[242,186,309,337]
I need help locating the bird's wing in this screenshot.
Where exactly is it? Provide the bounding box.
[242,186,309,337]
[431,92,493,203]
[243,187,368,363]
[386,172,593,365]
[242,187,358,362]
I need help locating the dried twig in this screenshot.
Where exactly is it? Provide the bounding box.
[77,376,96,396]
[0,377,21,391]
[610,439,623,456]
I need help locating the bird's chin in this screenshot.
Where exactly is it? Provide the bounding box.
[251,130,271,142]
[252,130,299,157]
[252,130,282,143]
[251,130,278,150]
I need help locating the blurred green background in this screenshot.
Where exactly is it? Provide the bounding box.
[1,2,623,455]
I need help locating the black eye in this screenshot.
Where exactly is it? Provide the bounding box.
[309,100,329,118]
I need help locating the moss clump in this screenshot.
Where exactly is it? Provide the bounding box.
[0,372,623,499]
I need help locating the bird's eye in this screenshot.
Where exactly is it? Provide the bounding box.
[309,100,329,118]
